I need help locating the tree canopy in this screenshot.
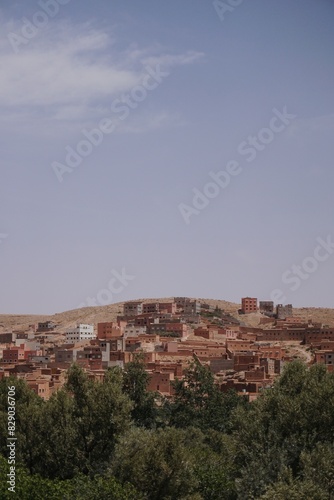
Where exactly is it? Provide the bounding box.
[1,360,334,499]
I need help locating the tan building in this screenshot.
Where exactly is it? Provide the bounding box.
[97,322,123,339]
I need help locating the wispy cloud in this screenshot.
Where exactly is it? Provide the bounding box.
[0,19,204,124]
[0,25,138,108]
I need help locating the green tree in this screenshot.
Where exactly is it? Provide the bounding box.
[112,426,239,500]
[0,455,141,499]
[0,454,73,499]
[168,360,244,432]
[299,443,334,498]
[231,361,334,498]
[194,431,238,500]
[65,473,143,500]
[0,367,133,479]
[0,376,43,473]
[259,468,327,500]
[34,387,80,479]
[64,364,133,475]
[111,427,202,499]
[123,354,159,428]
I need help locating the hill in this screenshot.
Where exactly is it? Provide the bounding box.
[1,298,334,332]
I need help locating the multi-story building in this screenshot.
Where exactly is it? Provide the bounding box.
[147,323,167,334]
[277,304,293,319]
[2,347,25,363]
[184,300,201,315]
[76,346,102,364]
[55,349,77,364]
[124,326,147,337]
[97,322,123,339]
[165,323,188,337]
[123,301,143,316]
[241,297,258,314]
[142,303,159,314]
[159,302,177,314]
[174,297,190,310]
[37,321,57,332]
[314,350,334,367]
[65,324,95,343]
[259,301,274,314]
[0,333,15,343]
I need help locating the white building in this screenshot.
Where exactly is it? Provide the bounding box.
[65,324,95,343]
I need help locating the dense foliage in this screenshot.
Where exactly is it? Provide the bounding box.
[1,358,334,498]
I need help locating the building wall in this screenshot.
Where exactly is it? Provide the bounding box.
[28,380,51,400]
[148,323,167,334]
[194,327,213,340]
[184,301,201,315]
[194,347,227,360]
[241,297,258,314]
[210,358,234,373]
[123,302,143,316]
[147,371,174,394]
[259,301,274,314]
[226,340,253,352]
[97,322,123,339]
[174,297,189,309]
[142,303,159,314]
[245,368,267,381]
[65,324,95,343]
[37,321,56,332]
[159,302,176,314]
[124,326,147,337]
[277,304,293,319]
[2,348,25,363]
[0,333,15,343]
[55,349,76,363]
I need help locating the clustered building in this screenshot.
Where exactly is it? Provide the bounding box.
[241,297,293,320]
[0,297,333,401]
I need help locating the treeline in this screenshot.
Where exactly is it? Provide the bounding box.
[1,358,334,499]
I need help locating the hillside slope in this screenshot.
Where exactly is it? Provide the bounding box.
[1,298,334,332]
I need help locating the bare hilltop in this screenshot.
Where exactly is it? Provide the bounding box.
[1,297,334,332]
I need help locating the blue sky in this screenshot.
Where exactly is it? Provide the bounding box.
[1,0,334,314]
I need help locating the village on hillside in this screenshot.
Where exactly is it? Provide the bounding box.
[1,297,334,401]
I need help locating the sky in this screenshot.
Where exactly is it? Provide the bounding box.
[0,0,334,314]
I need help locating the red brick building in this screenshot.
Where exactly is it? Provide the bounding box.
[2,347,25,363]
[241,297,257,314]
[97,322,123,339]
